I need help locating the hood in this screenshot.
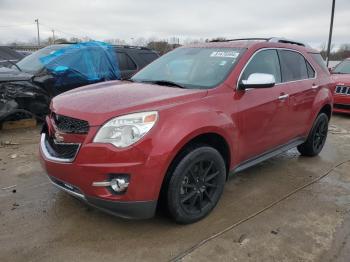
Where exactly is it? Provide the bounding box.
[0,67,33,82]
[331,73,350,85]
[52,80,208,126]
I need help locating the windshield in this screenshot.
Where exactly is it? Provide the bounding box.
[333,60,350,74]
[15,45,69,73]
[131,47,245,89]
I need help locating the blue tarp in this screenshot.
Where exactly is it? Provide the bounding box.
[40,41,121,86]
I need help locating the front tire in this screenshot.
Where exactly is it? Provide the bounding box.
[166,146,226,224]
[297,113,329,156]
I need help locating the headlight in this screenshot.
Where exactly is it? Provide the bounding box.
[93,111,158,148]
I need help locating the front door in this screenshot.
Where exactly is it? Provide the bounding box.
[235,49,291,163]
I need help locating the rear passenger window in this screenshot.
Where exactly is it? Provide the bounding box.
[117,52,137,70]
[278,50,308,82]
[139,53,158,64]
[311,53,329,74]
[241,49,281,84]
[306,60,315,78]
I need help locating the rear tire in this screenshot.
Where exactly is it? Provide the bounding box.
[166,146,226,224]
[297,113,329,156]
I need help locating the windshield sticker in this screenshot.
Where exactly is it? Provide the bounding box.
[210,51,239,58]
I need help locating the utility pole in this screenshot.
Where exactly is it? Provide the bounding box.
[326,0,336,66]
[52,29,55,44]
[35,19,40,46]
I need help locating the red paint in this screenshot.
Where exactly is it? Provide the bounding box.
[332,73,350,114]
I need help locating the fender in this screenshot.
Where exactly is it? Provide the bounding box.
[307,84,333,133]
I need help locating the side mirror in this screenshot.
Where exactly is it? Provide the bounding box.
[239,73,276,90]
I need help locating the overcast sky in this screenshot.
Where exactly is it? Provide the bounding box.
[0,0,349,49]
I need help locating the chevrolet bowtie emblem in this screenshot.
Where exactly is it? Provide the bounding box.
[54,132,64,143]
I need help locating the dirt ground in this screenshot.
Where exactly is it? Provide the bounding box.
[0,114,350,262]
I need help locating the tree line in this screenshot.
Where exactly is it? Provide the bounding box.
[6,36,350,60]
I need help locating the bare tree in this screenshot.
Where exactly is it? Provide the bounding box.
[133,37,147,47]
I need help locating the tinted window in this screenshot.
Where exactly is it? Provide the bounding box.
[241,49,281,83]
[278,50,308,82]
[306,60,315,78]
[117,52,137,70]
[139,53,158,64]
[311,53,329,74]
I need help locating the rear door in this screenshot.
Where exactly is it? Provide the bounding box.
[277,49,317,137]
[236,49,291,162]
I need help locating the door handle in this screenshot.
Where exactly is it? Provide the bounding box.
[311,85,319,89]
[278,94,289,100]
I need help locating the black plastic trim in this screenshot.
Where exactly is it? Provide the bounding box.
[48,175,156,219]
[86,196,157,219]
[233,137,305,173]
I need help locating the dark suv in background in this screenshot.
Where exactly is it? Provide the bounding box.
[115,46,159,79]
[0,43,159,121]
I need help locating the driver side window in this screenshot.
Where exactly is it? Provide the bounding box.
[241,49,281,84]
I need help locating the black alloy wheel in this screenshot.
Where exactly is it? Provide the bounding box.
[180,159,220,214]
[166,146,226,224]
[297,113,329,156]
[313,117,328,152]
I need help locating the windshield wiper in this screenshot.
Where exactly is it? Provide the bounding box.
[0,55,22,72]
[141,80,186,89]
[6,60,22,72]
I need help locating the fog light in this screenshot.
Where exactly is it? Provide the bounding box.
[110,178,129,192]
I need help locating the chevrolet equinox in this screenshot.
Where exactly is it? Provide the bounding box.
[40,38,334,224]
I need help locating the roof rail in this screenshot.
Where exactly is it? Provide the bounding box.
[111,45,151,50]
[209,37,308,47]
[268,37,306,47]
[210,38,269,43]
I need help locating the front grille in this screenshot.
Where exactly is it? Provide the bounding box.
[334,104,350,110]
[335,86,350,95]
[52,113,89,134]
[44,134,80,160]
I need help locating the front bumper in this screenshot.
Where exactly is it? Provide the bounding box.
[333,95,350,114]
[39,129,169,219]
[48,176,157,219]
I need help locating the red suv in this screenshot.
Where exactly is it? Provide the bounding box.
[331,58,350,114]
[39,38,334,224]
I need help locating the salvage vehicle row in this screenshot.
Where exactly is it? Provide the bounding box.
[0,42,158,122]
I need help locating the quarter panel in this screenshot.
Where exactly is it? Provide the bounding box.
[307,81,334,134]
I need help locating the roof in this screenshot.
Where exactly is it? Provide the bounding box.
[183,37,318,53]
[47,43,153,51]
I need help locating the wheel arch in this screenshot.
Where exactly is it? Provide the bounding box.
[172,132,231,175]
[158,131,232,205]
[319,103,332,120]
